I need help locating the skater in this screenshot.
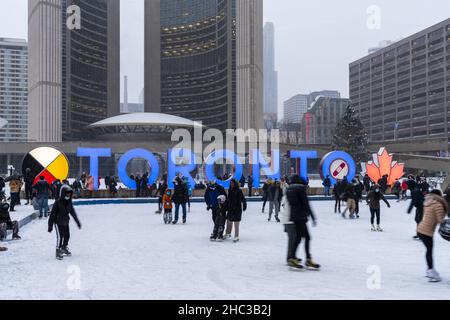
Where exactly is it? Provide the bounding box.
[401,179,408,201]
[247,175,254,197]
[407,184,425,240]
[172,176,189,224]
[417,190,448,282]
[52,179,62,200]
[261,179,271,213]
[268,180,282,222]
[0,202,21,241]
[24,168,34,205]
[363,174,372,195]
[333,179,344,214]
[210,195,228,241]
[366,185,391,232]
[341,182,357,219]
[378,175,389,194]
[0,176,5,202]
[354,177,364,218]
[225,179,247,242]
[183,176,192,212]
[162,189,173,224]
[9,175,22,212]
[392,179,401,202]
[72,179,82,198]
[322,175,332,197]
[33,176,51,218]
[108,177,118,197]
[134,175,142,198]
[48,185,82,260]
[155,179,168,214]
[285,175,319,270]
[205,180,226,223]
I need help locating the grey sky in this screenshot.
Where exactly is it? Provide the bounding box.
[1,0,449,117]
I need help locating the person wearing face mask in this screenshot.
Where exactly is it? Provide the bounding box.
[205,179,227,225]
[48,185,82,260]
[366,184,391,232]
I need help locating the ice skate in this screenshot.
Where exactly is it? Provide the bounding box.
[233,237,239,243]
[55,249,64,260]
[61,247,72,256]
[224,234,232,240]
[12,234,21,240]
[371,225,377,232]
[217,235,224,242]
[306,259,321,271]
[275,217,280,223]
[210,236,217,242]
[376,225,383,232]
[426,269,442,282]
[172,220,178,225]
[287,258,304,270]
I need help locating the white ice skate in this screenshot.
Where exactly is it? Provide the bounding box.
[233,237,240,243]
[426,269,442,282]
[376,225,383,232]
[371,225,377,232]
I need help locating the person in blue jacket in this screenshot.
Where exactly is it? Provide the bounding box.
[204,180,227,223]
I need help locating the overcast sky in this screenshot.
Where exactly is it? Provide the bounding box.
[1,0,449,117]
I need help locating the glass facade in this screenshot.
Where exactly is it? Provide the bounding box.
[160,0,236,131]
[62,0,109,139]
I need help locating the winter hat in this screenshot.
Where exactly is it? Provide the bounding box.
[217,195,226,204]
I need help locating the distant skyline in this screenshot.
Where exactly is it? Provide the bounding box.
[1,0,449,119]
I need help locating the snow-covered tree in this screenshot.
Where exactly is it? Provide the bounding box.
[332,105,368,164]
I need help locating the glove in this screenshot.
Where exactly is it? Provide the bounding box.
[77,222,82,230]
[48,225,53,233]
[312,220,318,227]
[206,206,211,211]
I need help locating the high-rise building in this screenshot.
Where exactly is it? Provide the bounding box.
[301,97,350,144]
[283,94,308,124]
[144,0,263,131]
[28,0,120,142]
[307,90,341,108]
[350,18,450,143]
[263,22,278,128]
[0,38,28,142]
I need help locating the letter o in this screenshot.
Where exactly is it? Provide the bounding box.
[118,149,159,189]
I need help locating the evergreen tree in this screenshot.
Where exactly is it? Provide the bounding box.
[332,105,368,164]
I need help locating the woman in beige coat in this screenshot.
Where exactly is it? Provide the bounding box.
[417,190,449,282]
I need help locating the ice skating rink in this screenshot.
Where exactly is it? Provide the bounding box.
[1,200,450,300]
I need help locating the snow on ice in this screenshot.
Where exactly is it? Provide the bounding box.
[1,200,450,300]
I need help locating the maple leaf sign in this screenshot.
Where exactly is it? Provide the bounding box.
[365,148,405,185]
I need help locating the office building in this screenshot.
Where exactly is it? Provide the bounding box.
[0,38,28,142]
[283,94,308,124]
[264,22,278,127]
[350,18,450,143]
[307,90,341,108]
[144,0,263,131]
[28,0,120,142]
[301,97,350,144]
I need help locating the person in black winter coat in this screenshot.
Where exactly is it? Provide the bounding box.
[363,174,372,194]
[205,181,227,223]
[52,180,62,200]
[407,185,425,240]
[48,185,82,260]
[172,176,189,224]
[322,175,332,197]
[210,195,228,241]
[261,180,271,213]
[134,175,142,198]
[225,179,247,242]
[33,176,51,218]
[0,177,5,202]
[155,179,168,214]
[0,202,21,241]
[354,178,364,217]
[378,175,389,194]
[333,179,344,213]
[268,180,282,222]
[285,175,319,269]
[24,168,34,205]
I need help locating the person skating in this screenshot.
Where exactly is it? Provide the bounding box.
[162,189,173,224]
[225,179,247,243]
[210,195,228,241]
[285,175,320,270]
[48,185,82,260]
[261,179,271,213]
[33,176,51,218]
[247,175,254,197]
[417,190,448,282]
[354,177,364,218]
[366,185,391,232]
[363,174,372,195]
[392,179,401,202]
[52,179,62,200]
[0,202,21,241]
[24,168,34,205]
[333,179,344,214]
[205,180,226,224]
[407,185,425,240]
[401,179,408,201]
[172,176,189,224]
[322,175,332,197]
[0,176,6,202]
[155,179,168,214]
[377,175,389,194]
[343,181,359,219]
[268,180,282,222]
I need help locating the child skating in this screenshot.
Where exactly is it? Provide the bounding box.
[210,195,227,242]
[162,189,173,224]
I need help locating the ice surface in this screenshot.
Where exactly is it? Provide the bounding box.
[1,200,450,300]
